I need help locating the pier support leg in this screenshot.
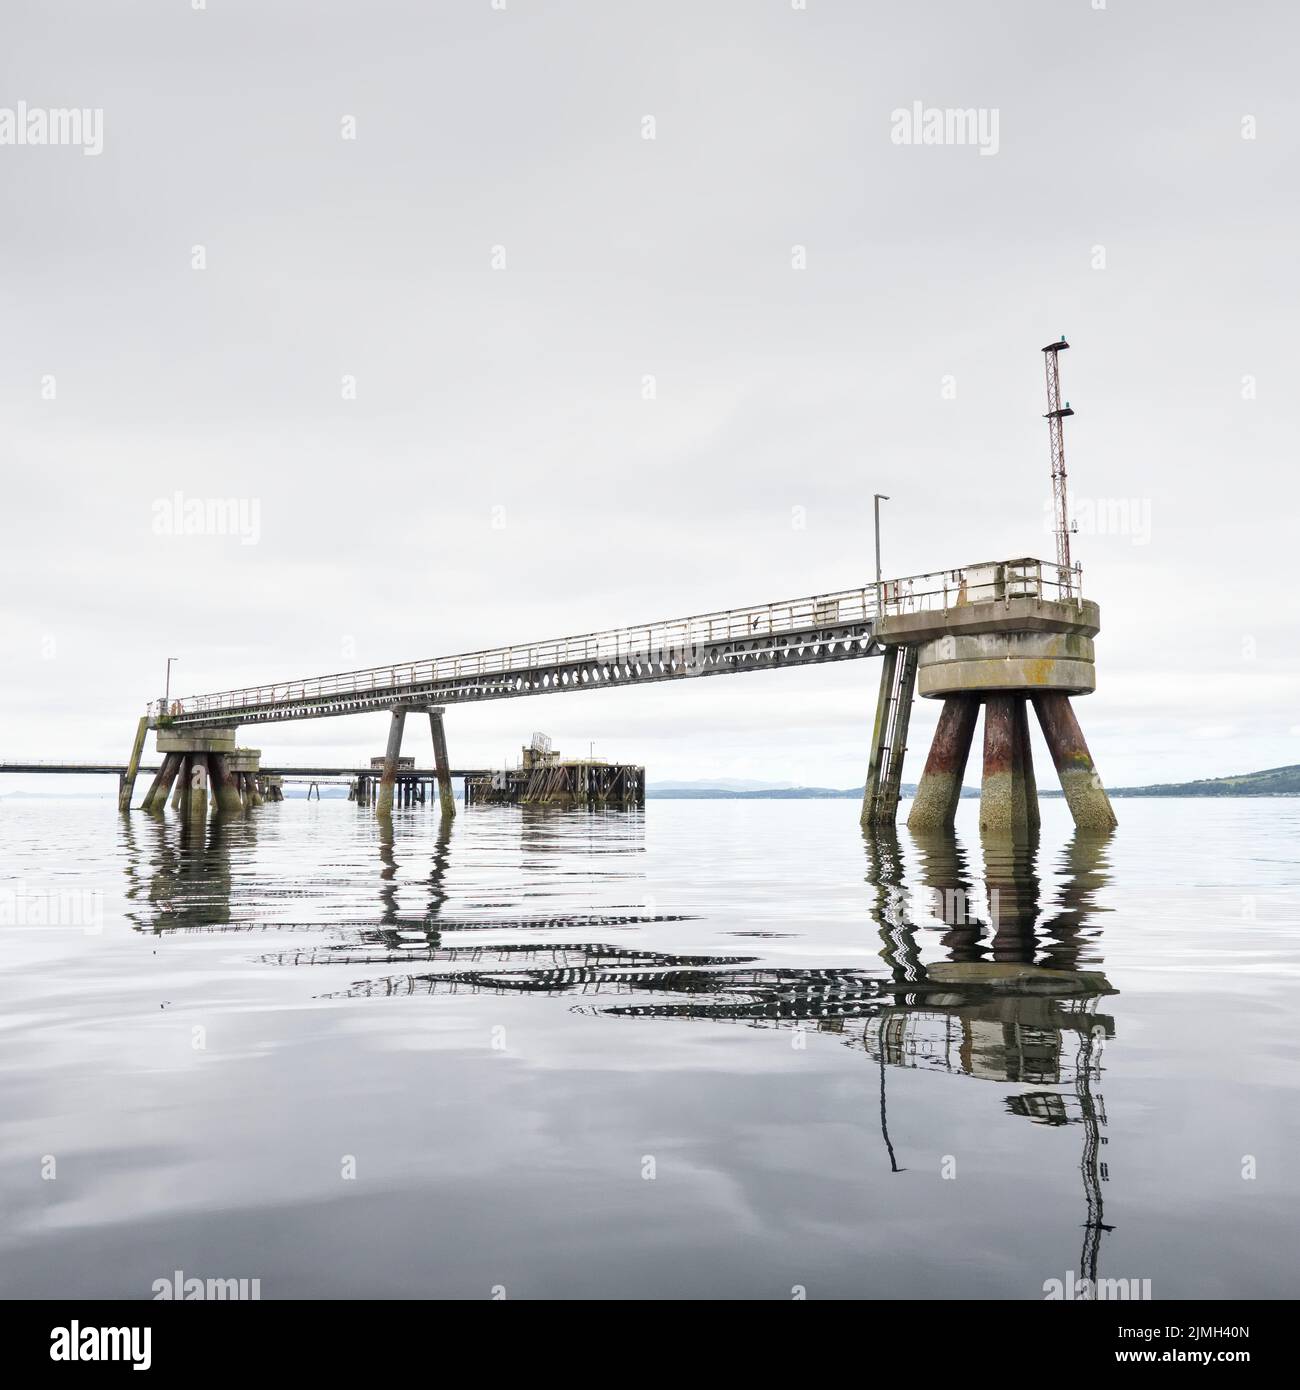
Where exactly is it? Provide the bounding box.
[140,752,179,813]
[1014,698,1041,833]
[980,696,1034,836]
[376,709,407,815]
[861,647,916,826]
[429,708,455,820]
[172,763,186,812]
[209,754,245,816]
[186,754,210,825]
[907,695,979,832]
[862,648,899,826]
[118,716,150,812]
[1032,692,1117,831]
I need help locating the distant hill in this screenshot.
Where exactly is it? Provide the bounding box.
[648,785,861,799]
[1107,764,1300,798]
[647,765,1300,800]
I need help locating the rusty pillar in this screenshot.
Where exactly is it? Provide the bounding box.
[376,708,406,815]
[1032,692,1117,830]
[176,755,192,820]
[140,751,179,813]
[980,696,1032,836]
[209,753,245,816]
[429,708,455,820]
[154,752,183,813]
[907,695,979,832]
[1013,697,1041,833]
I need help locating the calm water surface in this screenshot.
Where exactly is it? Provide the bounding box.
[1,795,1297,1299]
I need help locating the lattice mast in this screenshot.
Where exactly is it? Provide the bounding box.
[1042,337,1076,595]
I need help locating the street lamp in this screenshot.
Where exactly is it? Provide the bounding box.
[873,494,889,614]
[163,656,178,716]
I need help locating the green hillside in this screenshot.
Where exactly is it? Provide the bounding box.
[1111,764,1300,797]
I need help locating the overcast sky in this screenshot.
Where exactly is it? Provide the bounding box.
[2,0,1297,792]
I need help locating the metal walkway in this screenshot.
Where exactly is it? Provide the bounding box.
[158,559,1077,730]
[162,584,883,728]
[0,762,489,778]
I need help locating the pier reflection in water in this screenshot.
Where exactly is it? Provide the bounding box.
[9,793,1294,1298]
[125,801,1120,1291]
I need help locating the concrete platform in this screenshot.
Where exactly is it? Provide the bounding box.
[156,728,237,755]
[917,631,1096,698]
[876,596,1099,647]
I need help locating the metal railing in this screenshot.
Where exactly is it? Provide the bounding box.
[157,557,1078,720]
[872,555,1081,617]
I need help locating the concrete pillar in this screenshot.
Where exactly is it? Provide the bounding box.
[907,695,979,831]
[1032,692,1117,831]
[209,753,245,816]
[157,752,183,814]
[140,751,179,813]
[187,753,210,825]
[980,696,1034,836]
[376,708,407,815]
[177,755,192,819]
[118,716,150,812]
[429,709,455,819]
[1013,697,1041,833]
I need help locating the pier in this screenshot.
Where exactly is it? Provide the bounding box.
[464,734,645,808]
[102,553,1113,831]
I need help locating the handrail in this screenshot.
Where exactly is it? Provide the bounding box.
[157,557,1078,719]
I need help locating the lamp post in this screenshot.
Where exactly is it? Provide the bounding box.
[164,656,178,717]
[873,494,889,614]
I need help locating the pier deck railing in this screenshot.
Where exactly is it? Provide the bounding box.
[157,557,1079,726]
